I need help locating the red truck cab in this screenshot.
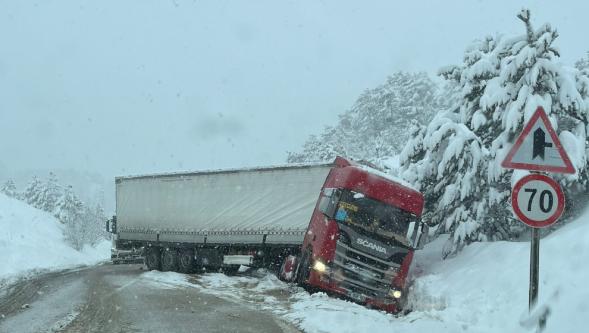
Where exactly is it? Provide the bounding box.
[282,157,425,313]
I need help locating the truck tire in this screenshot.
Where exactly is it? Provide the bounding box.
[161,248,179,272]
[296,250,311,284]
[178,249,195,273]
[223,265,240,276]
[278,258,288,281]
[145,247,162,271]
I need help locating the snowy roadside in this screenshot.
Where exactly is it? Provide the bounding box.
[0,193,110,285]
[140,207,589,333]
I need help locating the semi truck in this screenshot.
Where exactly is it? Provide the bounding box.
[106,157,427,312]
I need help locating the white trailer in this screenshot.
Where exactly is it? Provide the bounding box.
[109,162,332,272]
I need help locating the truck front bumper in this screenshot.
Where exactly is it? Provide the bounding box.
[312,270,402,313]
[306,260,405,313]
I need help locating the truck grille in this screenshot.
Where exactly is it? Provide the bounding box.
[333,240,400,299]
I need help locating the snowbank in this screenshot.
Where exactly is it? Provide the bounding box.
[138,206,589,333]
[287,208,589,333]
[0,194,110,281]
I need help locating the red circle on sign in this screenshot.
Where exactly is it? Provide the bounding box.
[512,174,565,228]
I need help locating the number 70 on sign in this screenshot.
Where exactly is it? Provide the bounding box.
[512,174,565,228]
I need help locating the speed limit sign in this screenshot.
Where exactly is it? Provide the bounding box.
[512,174,565,228]
[502,107,572,321]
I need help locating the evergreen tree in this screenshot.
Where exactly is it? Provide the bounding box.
[576,51,589,74]
[400,9,589,256]
[54,185,108,249]
[288,72,448,164]
[55,185,85,249]
[400,110,488,255]
[23,176,44,210]
[38,172,62,214]
[0,179,18,198]
[88,203,108,245]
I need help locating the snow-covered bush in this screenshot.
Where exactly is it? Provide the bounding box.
[576,51,589,74]
[54,184,109,250]
[11,174,109,251]
[0,179,18,199]
[400,9,589,256]
[288,72,449,165]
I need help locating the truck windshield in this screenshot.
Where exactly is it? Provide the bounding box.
[334,190,415,243]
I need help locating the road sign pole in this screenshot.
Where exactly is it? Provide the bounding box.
[529,227,547,330]
[529,227,540,310]
[502,106,573,331]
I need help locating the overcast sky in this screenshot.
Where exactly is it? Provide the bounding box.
[1,0,588,183]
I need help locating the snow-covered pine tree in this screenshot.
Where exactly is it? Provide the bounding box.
[0,179,18,198]
[400,9,589,256]
[576,52,589,74]
[85,203,108,245]
[55,185,85,249]
[287,128,350,164]
[400,110,488,255]
[38,172,62,214]
[23,176,44,210]
[288,72,446,164]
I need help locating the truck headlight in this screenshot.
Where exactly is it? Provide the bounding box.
[389,289,402,299]
[312,260,327,273]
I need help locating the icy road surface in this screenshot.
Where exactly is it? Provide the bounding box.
[3,213,587,333]
[0,264,300,333]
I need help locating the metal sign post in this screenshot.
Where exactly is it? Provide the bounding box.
[512,168,566,310]
[502,106,575,330]
[529,227,540,310]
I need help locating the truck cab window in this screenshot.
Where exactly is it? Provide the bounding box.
[318,188,340,218]
[336,190,414,242]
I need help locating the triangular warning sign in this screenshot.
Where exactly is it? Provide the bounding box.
[501,106,575,174]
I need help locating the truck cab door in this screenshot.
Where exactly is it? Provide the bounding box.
[409,222,429,250]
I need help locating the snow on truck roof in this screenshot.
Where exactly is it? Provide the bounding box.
[353,164,418,192]
[115,160,333,181]
[115,156,418,192]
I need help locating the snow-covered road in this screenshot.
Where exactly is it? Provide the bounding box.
[3,205,588,333]
[0,264,300,333]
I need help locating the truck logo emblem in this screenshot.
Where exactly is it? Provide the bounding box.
[356,238,387,255]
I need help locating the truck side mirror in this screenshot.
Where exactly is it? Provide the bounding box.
[318,188,341,219]
[416,223,429,250]
[106,216,117,234]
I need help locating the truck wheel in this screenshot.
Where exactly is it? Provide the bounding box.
[278,255,298,282]
[178,249,195,273]
[161,248,179,272]
[223,265,240,276]
[145,247,162,271]
[296,250,311,284]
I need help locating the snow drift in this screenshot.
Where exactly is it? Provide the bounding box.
[139,205,589,333]
[284,208,589,333]
[0,193,109,280]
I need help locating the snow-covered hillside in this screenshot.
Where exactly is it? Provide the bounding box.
[0,193,109,280]
[139,206,589,333]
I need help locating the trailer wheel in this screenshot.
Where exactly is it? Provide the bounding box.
[161,248,179,272]
[223,266,240,276]
[296,250,311,284]
[178,249,195,273]
[145,247,162,271]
